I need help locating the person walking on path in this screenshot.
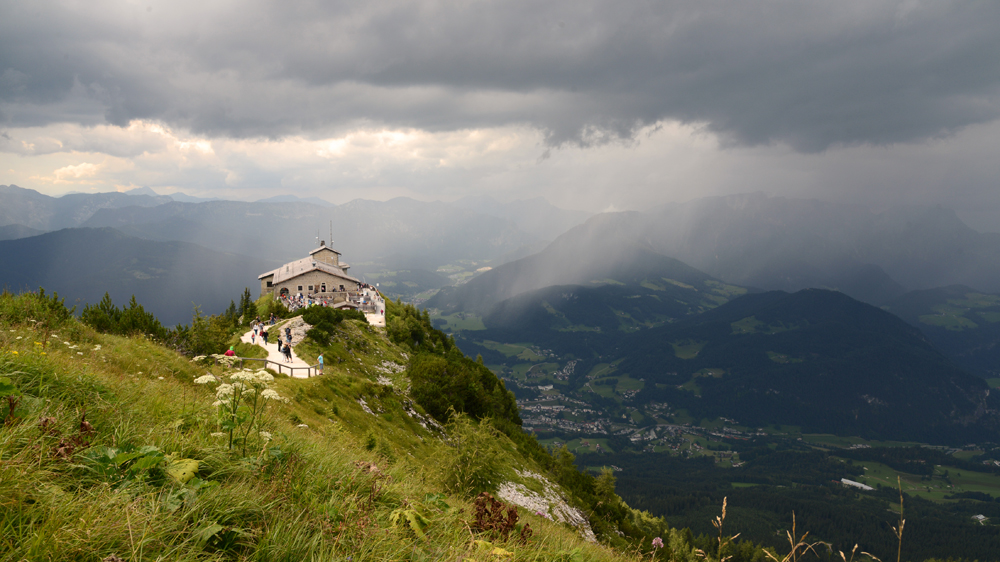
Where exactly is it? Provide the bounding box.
[261,327,268,345]
[283,343,292,363]
[224,346,235,357]
[250,329,256,344]
[317,353,324,375]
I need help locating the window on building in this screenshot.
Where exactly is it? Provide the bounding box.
[308,285,314,291]
[321,283,327,292]
[297,285,303,291]
[266,281,272,287]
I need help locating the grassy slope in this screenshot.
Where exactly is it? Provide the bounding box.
[1,311,644,561]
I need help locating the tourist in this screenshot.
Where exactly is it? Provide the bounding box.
[317,353,324,375]
[224,346,235,357]
[261,327,268,345]
[283,343,292,362]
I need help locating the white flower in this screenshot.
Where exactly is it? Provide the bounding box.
[260,389,284,401]
[93,345,101,351]
[193,375,217,385]
[212,400,223,407]
[15,336,22,340]
[191,355,207,362]
[210,432,225,437]
[229,370,255,383]
[77,352,83,355]
[157,376,164,380]
[259,431,272,441]
[215,384,234,400]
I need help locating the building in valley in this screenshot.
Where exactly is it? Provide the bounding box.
[258,241,359,300]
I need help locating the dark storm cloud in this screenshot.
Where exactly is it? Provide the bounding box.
[2,0,999,150]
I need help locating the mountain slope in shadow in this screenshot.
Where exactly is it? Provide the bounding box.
[0,227,276,326]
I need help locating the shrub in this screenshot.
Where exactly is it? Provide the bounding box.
[303,306,366,344]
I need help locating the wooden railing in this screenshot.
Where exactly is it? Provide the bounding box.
[210,356,321,377]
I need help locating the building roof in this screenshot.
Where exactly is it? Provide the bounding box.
[259,255,358,285]
[309,243,341,256]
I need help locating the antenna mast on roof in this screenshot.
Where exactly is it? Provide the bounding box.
[329,220,333,247]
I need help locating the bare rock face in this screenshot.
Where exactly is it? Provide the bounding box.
[496,470,596,543]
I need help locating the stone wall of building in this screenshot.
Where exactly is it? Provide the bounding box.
[274,270,355,297]
[312,247,339,267]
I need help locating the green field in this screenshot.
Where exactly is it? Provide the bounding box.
[731,316,763,334]
[672,339,706,359]
[919,305,979,330]
[615,375,645,393]
[432,312,485,332]
[704,280,748,298]
[767,351,803,364]
[987,378,1000,389]
[478,340,545,361]
[846,459,1000,502]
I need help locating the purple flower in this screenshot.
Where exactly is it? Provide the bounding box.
[652,537,664,549]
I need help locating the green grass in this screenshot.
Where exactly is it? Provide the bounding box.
[846,459,1000,503]
[731,316,763,334]
[0,309,646,562]
[432,312,486,332]
[657,278,693,290]
[704,280,747,299]
[766,351,803,364]
[615,376,645,393]
[478,340,545,361]
[986,378,1000,389]
[587,362,617,379]
[918,304,979,330]
[671,340,706,359]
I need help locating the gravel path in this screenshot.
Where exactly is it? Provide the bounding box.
[240,322,316,378]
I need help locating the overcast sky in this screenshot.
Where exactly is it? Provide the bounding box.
[2,1,999,230]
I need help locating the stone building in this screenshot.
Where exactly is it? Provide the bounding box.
[258,241,359,299]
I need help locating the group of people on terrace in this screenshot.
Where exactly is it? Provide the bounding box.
[276,282,384,316]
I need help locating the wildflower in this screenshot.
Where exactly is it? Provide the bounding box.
[11,351,17,355]
[41,352,46,355]
[259,431,272,441]
[77,352,83,355]
[191,355,207,362]
[193,375,216,385]
[210,432,225,437]
[652,537,664,549]
[157,377,164,380]
[93,345,101,351]
[215,383,235,401]
[260,389,287,402]
[34,342,42,345]
[15,336,22,340]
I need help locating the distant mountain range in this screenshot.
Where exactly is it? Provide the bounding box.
[619,289,999,443]
[0,227,275,326]
[0,185,172,231]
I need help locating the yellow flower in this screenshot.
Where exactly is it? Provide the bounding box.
[34,342,42,345]
[41,352,47,355]
[11,351,17,355]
